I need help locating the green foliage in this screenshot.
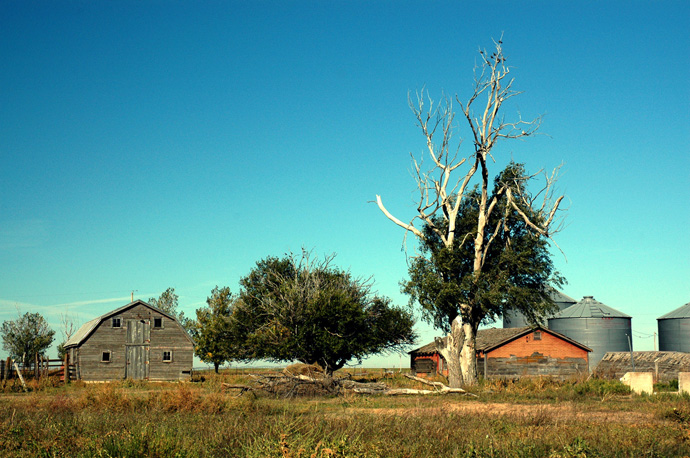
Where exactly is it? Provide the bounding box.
[548,437,596,458]
[148,287,196,337]
[404,162,564,333]
[663,405,690,424]
[1,312,55,365]
[654,379,678,392]
[56,341,66,360]
[148,287,179,314]
[234,252,417,373]
[194,286,238,373]
[573,378,630,397]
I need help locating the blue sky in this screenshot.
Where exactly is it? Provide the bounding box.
[1,1,689,368]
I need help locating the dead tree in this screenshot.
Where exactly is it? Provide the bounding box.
[376,39,565,387]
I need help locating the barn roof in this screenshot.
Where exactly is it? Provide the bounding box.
[593,351,690,381]
[64,300,188,348]
[551,296,631,319]
[658,302,690,320]
[409,325,591,355]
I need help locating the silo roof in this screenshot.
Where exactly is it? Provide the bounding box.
[548,288,577,304]
[551,296,631,319]
[658,302,690,320]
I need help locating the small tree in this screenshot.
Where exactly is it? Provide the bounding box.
[1,312,55,366]
[233,252,417,374]
[148,287,180,314]
[376,39,565,386]
[195,286,238,373]
[149,287,195,336]
[57,313,77,360]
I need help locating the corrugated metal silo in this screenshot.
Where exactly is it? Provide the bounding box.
[658,302,690,352]
[503,288,576,328]
[547,296,632,371]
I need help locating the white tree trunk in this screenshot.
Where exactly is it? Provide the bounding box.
[459,321,478,386]
[437,317,478,387]
[437,316,463,388]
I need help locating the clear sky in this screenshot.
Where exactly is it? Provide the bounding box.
[1,1,689,368]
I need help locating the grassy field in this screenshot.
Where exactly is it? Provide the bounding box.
[1,370,689,457]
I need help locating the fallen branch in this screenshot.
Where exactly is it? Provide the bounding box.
[403,374,478,397]
[221,383,254,396]
[230,367,478,397]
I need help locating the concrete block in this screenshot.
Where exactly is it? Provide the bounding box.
[679,372,690,394]
[620,372,653,395]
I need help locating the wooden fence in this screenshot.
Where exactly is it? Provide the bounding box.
[0,357,75,382]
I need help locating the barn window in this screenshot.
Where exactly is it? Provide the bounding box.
[162,351,173,363]
[112,317,121,328]
[101,351,111,362]
[533,331,542,341]
[153,317,163,329]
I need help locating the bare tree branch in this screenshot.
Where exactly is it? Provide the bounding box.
[376,38,566,387]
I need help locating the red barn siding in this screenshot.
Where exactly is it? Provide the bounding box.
[410,327,590,380]
[487,331,588,360]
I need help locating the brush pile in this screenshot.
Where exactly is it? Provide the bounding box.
[222,363,474,398]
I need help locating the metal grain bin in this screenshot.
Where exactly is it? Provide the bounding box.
[547,296,632,371]
[658,302,690,352]
[503,289,577,328]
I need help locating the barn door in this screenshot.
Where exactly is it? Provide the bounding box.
[125,319,150,379]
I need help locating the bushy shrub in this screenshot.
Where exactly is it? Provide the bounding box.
[573,378,630,397]
[654,379,679,392]
[663,405,690,424]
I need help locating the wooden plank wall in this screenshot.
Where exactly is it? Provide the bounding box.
[485,353,588,379]
[76,303,193,381]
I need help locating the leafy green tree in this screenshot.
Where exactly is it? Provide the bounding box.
[194,286,238,373]
[148,287,179,315]
[233,252,417,374]
[1,312,55,366]
[376,40,565,386]
[57,341,67,361]
[149,287,196,337]
[405,163,564,373]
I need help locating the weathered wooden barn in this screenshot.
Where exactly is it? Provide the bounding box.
[63,300,194,381]
[409,326,591,380]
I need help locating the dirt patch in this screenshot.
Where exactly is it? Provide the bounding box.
[355,401,662,425]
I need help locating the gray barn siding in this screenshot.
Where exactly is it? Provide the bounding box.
[69,302,194,382]
[77,318,128,381]
[484,354,588,379]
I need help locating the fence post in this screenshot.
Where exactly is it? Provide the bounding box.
[13,361,27,391]
[63,353,70,383]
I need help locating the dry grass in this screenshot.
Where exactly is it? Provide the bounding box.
[0,372,688,457]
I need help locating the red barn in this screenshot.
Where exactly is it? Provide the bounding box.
[409,326,591,380]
